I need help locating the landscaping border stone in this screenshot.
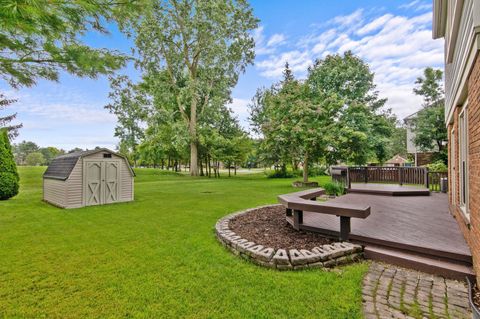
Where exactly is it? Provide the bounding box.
[215,204,364,270]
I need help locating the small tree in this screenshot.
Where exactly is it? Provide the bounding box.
[25,152,45,166]
[0,129,19,200]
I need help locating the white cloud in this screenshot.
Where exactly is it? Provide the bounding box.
[254,26,287,56]
[267,33,287,47]
[399,0,432,11]
[254,9,444,121]
[356,14,393,35]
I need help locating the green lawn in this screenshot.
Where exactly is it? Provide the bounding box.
[0,167,368,318]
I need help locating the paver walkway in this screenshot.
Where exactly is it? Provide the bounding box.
[362,262,471,319]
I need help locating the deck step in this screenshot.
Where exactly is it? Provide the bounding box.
[364,245,475,281]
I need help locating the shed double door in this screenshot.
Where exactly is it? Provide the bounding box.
[84,161,120,206]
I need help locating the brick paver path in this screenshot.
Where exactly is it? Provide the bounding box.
[362,262,471,319]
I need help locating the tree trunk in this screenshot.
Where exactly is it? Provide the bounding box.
[189,98,199,176]
[303,153,309,183]
[234,163,237,176]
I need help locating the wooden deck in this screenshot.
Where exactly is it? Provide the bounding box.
[288,191,474,279]
[348,183,430,196]
[301,192,469,257]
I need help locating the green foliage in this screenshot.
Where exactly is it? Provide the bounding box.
[39,147,64,165]
[0,129,19,199]
[266,169,296,179]
[25,151,45,166]
[323,181,345,196]
[308,51,396,165]
[413,67,444,106]
[13,140,39,164]
[412,103,446,152]
[0,0,140,88]
[129,0,259,175]
[0,93,22,138]
[426,160,448,172]
[411,67,447,154]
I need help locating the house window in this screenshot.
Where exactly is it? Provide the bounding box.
[458,102,469,220]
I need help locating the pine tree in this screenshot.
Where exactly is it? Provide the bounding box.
[0,93,22,139]
[0,129,19,200]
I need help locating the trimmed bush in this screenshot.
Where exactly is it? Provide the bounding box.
[0,129,19,200]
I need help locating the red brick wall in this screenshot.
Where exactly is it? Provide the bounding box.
[450,54,480,284]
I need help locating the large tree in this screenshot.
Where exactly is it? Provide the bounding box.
[251,63,343,182]
[307,51,395,165]
[132,0,258,176]
[0,0,140,88]
[411,67,447,155]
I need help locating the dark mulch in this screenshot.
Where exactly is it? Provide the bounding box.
[474,283,480,310]
[229,205,332,250]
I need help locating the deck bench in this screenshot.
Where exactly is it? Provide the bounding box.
[278,188,370,241]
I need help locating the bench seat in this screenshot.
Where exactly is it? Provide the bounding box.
[278,188,371,240]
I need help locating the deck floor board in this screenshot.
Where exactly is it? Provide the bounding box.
[301,192,471,259]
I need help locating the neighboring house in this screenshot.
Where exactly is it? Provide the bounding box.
[385,154,410,167]
[433,0,480,282]
[404,112,438,166]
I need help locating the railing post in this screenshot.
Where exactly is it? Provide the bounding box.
[424,168,429,189]
[347,167,351,189]
[399,167,403,186]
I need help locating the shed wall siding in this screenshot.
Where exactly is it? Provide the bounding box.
[120,159,133,201]
[43,179,67,208]
[66,160,83,208]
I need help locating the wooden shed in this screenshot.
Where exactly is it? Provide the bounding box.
[43,148,134,208]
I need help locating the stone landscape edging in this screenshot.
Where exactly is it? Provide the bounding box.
[215,204,364,270]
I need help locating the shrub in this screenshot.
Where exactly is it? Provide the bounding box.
[266,169,296,178]
[426,160,447,172]
[0,172,19,200]
[0,129,19,200]
[323,181,345,196]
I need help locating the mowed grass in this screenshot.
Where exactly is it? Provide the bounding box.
[0,167,368,318]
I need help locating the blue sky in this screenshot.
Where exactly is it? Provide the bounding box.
[1,0,443,150]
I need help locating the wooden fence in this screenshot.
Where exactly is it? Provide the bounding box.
[331,166,448,192]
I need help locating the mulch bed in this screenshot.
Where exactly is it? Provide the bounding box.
[229,205,332,250]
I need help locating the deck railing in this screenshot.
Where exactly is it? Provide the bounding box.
[331,166,448,192]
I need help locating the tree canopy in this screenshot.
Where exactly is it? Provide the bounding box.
[130,0,258,175]
[0,0,140,88]
[411,67,447,158]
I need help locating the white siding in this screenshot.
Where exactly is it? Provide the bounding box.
[443,0,480,124]
[43,179,67,208]
[66,160,83,208]
[119,159,133,201]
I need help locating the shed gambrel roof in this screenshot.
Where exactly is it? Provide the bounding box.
[43,148,135,181]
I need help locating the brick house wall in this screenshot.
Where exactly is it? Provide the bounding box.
[449,54,480,283]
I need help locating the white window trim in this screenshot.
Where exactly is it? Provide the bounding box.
[458,102,470,222]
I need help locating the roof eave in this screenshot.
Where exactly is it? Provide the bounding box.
[432,0,447,39]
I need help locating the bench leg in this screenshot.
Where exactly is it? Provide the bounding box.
[286,208,292,217]
[293,210,303,230]
[340,216,351,241]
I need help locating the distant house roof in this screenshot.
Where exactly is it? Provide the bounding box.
[386,155,409,165]
[43,148,134,180]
